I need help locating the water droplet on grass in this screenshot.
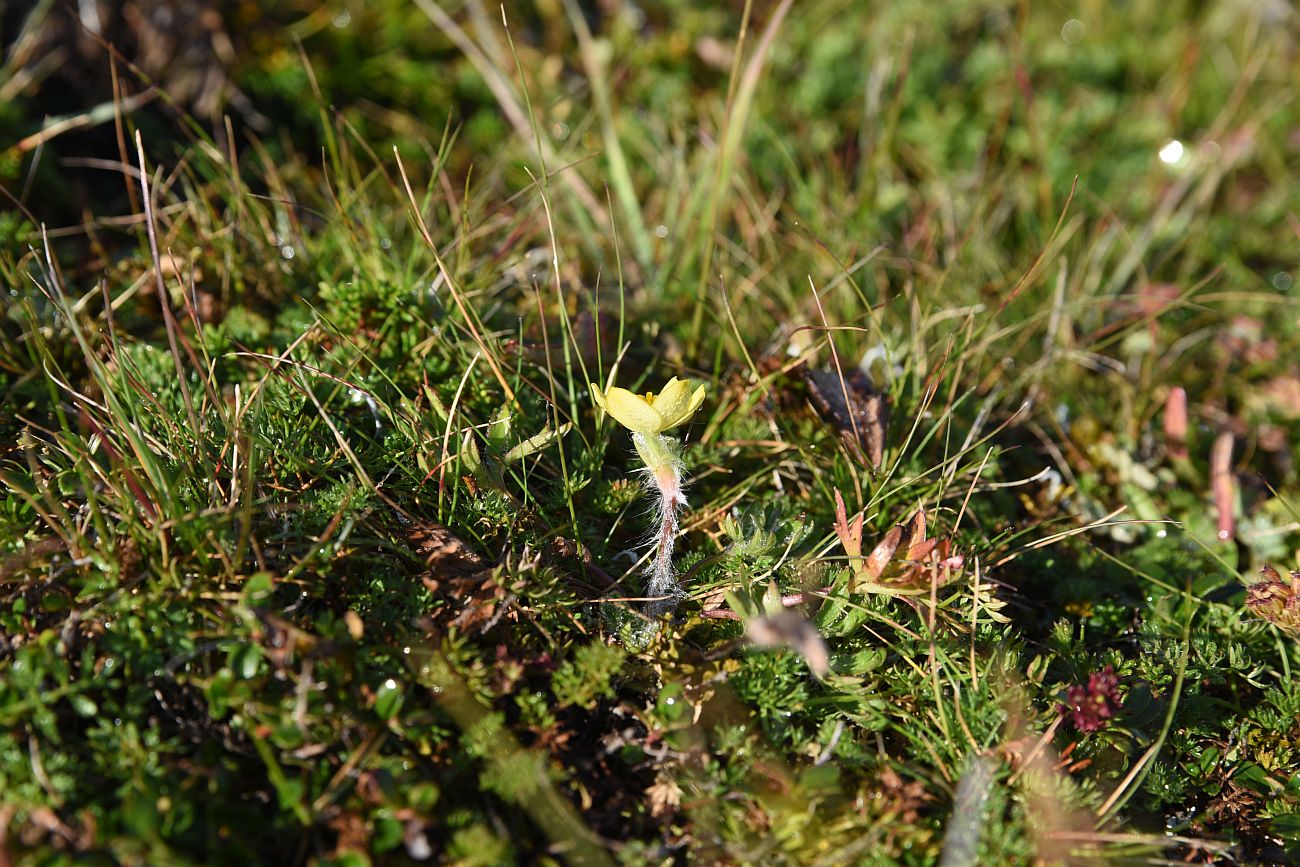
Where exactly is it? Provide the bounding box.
[1061,19,1085,43]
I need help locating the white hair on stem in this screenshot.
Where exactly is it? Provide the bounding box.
[632,433,688,624]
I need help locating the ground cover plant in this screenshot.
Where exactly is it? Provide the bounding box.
[2,1,1299,864]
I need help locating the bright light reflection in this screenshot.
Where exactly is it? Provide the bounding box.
[1158,139,1185,165]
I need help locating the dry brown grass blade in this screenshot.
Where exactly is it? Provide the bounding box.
[410,0,610,231]
[13,89,157,154]
[392,148,516,404]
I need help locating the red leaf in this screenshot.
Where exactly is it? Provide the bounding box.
[865,524,904,579]
[1211,432,1235,541]
[1164,387,1188,460]
[833,488,863,559]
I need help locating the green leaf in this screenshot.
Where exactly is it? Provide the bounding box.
[375,679,404,721]
[487,405,512,447]
[1269,813,1300,845]
[243,571,275,604]
[501,422,571,464]
[833,648,886,675]
[230,644,262,680]
[207,668,234,719]
[69,693,98,717]
[323,850,372,867]
[655,682,689,724]
[458,430,483,474]
[372,816,405,852]
[798,763,840,793]
[1234,762,1278,796]
[408,782,440,811]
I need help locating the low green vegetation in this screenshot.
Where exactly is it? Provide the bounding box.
[2,1,1298,864]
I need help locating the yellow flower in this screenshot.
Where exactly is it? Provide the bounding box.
[590,377,706,435]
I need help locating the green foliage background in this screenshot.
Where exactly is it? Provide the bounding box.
[1,0,1299,864]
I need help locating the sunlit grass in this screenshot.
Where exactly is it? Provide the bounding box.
[1,1,1299,864]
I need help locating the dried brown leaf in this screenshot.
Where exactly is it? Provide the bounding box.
[646,776,684,818]
[906,508,927,548]
[806,368,889,468]
[407,520,487,575]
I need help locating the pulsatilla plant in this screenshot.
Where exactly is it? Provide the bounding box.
[591,377,706,622]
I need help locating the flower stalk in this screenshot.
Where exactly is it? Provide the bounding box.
[591,378,706,624]
[634,432,686,618]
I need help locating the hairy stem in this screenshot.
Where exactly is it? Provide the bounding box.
[634,433,686,622]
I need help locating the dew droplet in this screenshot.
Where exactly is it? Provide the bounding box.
[1158,139,1185,165]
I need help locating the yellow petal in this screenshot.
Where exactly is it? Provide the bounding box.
[589,383,608,413]
[651,377,690,420]
[657,382,706,431]
[602,386,664,434]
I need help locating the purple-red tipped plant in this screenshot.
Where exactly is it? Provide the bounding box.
[1246,564,1300,634]
[1059,665,1123,733]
